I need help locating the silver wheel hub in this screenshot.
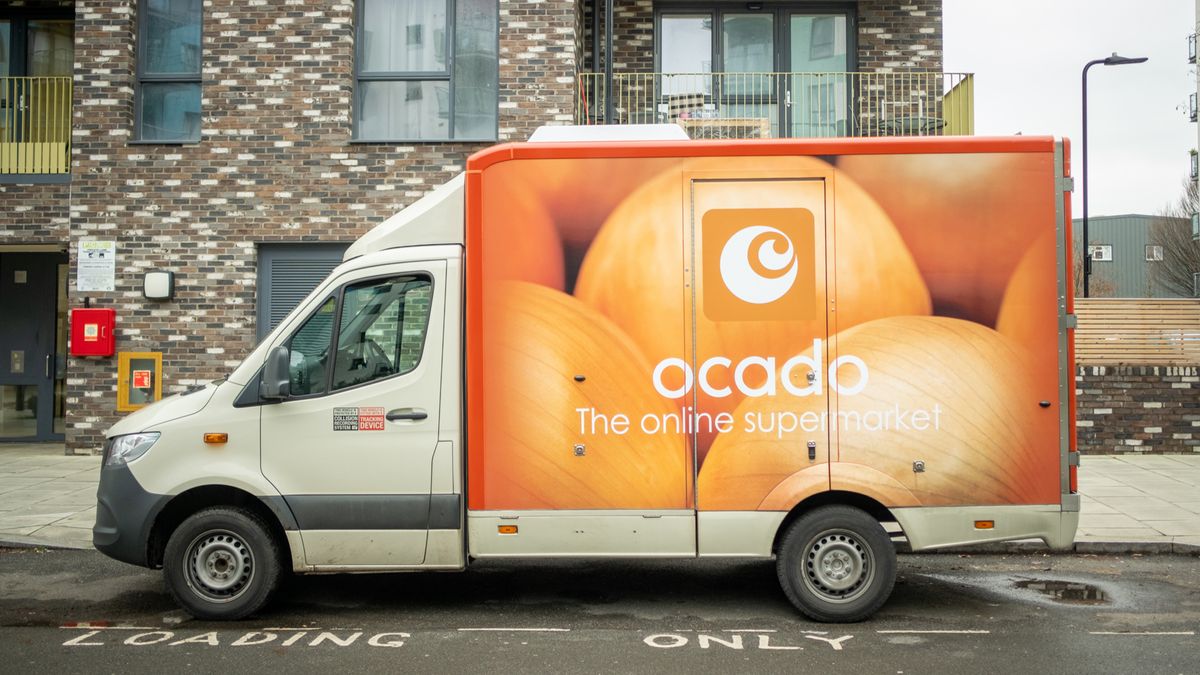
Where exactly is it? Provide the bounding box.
[185,530,254,602]
[802,529,874,603]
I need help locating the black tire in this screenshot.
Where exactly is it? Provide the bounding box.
[163,507,283,620]
[776,505,896,623]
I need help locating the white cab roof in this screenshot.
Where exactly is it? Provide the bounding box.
[343,173,465,259]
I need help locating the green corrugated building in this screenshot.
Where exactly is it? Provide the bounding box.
[1072,214,1195,298]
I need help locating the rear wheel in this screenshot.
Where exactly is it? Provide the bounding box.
[776,505,896,622]
[163,507,283,620]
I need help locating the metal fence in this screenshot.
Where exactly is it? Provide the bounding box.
[576,71,974,139]
[1,76,73,174]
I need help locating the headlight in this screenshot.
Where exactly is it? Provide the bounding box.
[105,432,160,467]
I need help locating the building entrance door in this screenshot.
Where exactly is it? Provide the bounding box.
[0,252,68,441]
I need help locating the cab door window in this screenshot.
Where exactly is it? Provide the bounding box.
[332,275,432,391]
[285,296,336,396]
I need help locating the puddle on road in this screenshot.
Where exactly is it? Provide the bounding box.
[1013,580,1108,605]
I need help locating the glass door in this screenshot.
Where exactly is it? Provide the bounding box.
[657,7,851,138]
[659,13,713,116]
[720,13,776,137]
[785,13,849,137]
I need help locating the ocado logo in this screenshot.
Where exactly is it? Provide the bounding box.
[702,208,815,321]
[719,226,799,304]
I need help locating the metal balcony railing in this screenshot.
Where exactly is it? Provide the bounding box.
[1,76,73,174]
[575,71,974,138]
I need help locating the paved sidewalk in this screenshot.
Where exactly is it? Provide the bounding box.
[1075,454,1200,552]
[1,443,1198,553]
[0,443,99,549]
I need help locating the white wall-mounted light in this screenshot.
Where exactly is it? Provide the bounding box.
[143,271,175,300]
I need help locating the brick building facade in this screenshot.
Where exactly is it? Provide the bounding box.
[0,0,944,452]
[1076,366,1200,454]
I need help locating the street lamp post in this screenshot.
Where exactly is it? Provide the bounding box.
[1081,53,1148,298]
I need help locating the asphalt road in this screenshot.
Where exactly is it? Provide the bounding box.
[0,548,1197,674]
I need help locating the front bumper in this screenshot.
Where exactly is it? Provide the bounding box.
[93,462,170,567]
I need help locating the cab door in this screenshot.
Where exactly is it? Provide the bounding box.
[261,260,447,567]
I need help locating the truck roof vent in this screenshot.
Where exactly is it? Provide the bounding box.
[528,124,690,143]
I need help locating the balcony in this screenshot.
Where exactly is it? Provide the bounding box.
[1190,33,1197,64]
[0,76,73,175]
[575,71,974,138]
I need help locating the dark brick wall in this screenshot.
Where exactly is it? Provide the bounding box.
[20,0,578,453]
[0,183,70,244]
[499,0,580,134]
[857,0,943,72]
[1076,366,1200,454]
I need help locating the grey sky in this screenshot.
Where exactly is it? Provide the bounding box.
[944,0,1195,217]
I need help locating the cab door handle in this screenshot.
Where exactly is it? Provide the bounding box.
[386,408,428,422]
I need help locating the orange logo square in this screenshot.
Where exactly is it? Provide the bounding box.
[701,208,815,322]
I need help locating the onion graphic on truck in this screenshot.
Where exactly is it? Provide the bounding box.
[477,152,1072,511]
[469,145,1072,602]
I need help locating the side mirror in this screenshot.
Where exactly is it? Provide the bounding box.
[261,345,291,400]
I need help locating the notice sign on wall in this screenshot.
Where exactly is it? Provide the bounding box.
[77,241,116,292]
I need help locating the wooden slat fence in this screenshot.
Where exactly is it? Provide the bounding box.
[1074,299,1200,365]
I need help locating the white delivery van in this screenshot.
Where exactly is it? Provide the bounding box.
[94,127,1080,622]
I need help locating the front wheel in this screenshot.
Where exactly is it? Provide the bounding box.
[163,507,283,620]
[776,505,896,623]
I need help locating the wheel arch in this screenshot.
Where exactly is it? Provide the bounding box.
[771,490,899,555]
[147,485,295,569]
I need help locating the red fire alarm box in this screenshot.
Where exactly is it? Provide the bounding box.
[70,308,116,357]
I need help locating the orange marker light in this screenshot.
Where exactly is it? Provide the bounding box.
[203,433,229,444]
[498,525,518,535]
[974,520,995,530]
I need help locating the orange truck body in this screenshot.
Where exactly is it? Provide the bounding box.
[464,136,1078,522]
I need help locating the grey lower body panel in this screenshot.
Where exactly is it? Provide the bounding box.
[893,504,1079,551]
[284,494,462,530]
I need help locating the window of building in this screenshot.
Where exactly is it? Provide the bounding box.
[136,0,202,142]
[809,16,838,60]
[257,244,350,342]
[1088,245,1112,262]
[1194,272,1199,298]
[354,0,498,141]
[1145,245,1164,262]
